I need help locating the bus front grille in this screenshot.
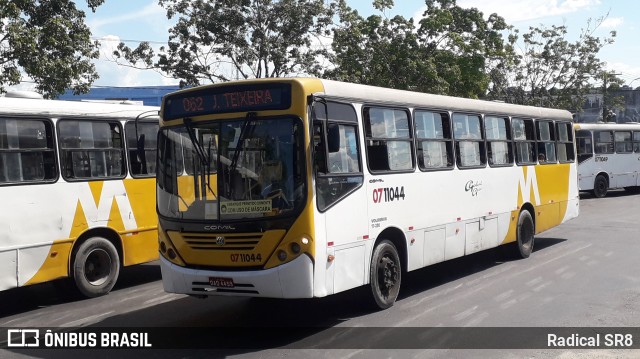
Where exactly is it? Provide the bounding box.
[182,233,263,251]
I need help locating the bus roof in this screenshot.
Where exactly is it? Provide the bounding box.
[162,77,573,122]
[0,96,159,119]
[317,78,572,121]
[575,122,640,131]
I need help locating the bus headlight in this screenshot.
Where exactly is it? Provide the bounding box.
[159,229,186,266]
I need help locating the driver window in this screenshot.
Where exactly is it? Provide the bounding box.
[327,124,359,173]
[312,100,363,212]
[313,123,327,174]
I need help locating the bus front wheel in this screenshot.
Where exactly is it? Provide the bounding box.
[369,240,401,310]
[513,210,535,259]
[593,175,608,198]
[72,237,120,298]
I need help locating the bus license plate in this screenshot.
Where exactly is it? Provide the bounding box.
[209,277,234,288]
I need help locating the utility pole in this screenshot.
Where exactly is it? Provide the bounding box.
[602,71,621,122]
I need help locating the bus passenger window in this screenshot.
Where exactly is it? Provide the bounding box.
[414,110,453,170]
[485,116,512,166]
[537,121,556,164]
[453,113,485,168]
[364,107,414,172]
[59,120,125,180]
[614,131,633,153]
[0,118,57,184]
[556,122,575,163]
[125,121,159,177]
[512,118,536,165]
[594,131,614,154]
[576,130,593,163]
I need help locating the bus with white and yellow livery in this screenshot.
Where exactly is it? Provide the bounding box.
[0,95,159,297]
[157,78,579,309]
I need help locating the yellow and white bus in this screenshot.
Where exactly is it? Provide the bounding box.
[575,122,640,197]
[0,95,159,297]
[157,78,579,309]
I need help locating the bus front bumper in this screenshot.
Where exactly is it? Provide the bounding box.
[159,254,314,299]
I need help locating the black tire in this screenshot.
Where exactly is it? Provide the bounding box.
[593,175,608,198]
[370,240,401,310]
[72,237,120,298]
[513,210,535,259]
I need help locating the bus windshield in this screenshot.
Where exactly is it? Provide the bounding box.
[157,116,305,221]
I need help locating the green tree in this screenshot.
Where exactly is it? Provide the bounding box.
[487,15,617,112]
[417,0,514,98]
[325,0,513,98]
[113,0,335,87]
[325,0,427,90]
[0,0,103,98]
[598,70,625,122]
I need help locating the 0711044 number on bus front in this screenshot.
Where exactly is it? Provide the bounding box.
[230,253,262,263]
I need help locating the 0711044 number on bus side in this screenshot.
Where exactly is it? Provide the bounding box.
[372,186,405,203]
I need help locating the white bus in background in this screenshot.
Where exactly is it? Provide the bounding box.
[0,95,160,297]
[575,123,640,198]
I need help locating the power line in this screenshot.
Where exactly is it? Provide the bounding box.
[92,37,168,45]
[91,36,332,49]
[16,80,180,90]
[83,84,180,89]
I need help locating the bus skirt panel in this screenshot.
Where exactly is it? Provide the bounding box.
[159,254,314,299]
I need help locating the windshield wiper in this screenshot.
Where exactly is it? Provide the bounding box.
[206,135,216,199]
[228,112,257,198]
[184,118,207,165]
[184,118,217,200]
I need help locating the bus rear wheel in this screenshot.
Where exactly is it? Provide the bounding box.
[513,210,535,259]
[369,240,401,310]
[73,237,120,298]
[593,175,608,198]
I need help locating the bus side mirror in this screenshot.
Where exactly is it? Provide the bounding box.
[327,124,340,153]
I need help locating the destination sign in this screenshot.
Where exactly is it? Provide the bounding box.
[163,83,292,120]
